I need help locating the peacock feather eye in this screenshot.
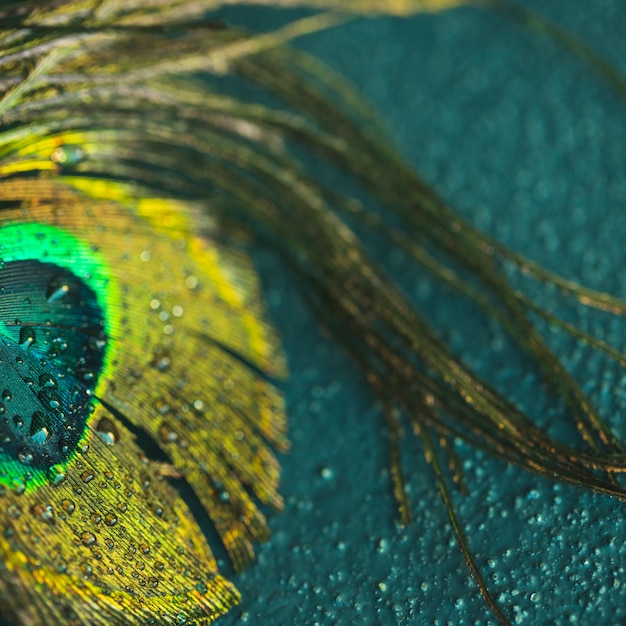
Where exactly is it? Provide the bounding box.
[0,223,112,489]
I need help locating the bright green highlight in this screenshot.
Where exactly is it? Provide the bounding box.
[0,221,119,377]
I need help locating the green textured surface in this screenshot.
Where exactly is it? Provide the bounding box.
[215,2,626,625]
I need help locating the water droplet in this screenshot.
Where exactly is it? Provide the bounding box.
[151,349,171,372]
[31,503,54,525]
[148,577,159,588]
[81,531,96,547]
[30,428,49,445]
[17,448,34,464]
[140,543,150,555]
[46,281,70,303]
[61,499,75,515]
[52,337,68,354]
[2,390,12,402]
[7,504,21,519]
[10,478,25,495]
[30,411,50,445]
[95,418,119,445]
[159,422,179,444]
[185,275,199,290]
[155,399,170,415]
[104,513,118,527]
[54,558,68,573]
[88,335,107,352]
[39,375,58,389]
[48,395,61,410]
[18,327,36,349]
[81,471,95,484]
[51,144,85,168]
[47,465,66,485]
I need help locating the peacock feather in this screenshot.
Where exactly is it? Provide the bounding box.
[0,179,289,622]
[0,0,625,624]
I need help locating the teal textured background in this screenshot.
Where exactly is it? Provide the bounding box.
[215,2,626,625]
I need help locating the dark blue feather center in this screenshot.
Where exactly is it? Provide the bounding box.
[0,260,106,468]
